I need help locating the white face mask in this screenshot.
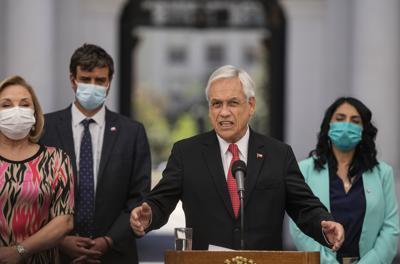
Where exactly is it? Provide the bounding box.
[0,107,36,140]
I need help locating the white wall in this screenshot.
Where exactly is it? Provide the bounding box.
[3,0,56,111]
[0,0,125,113]
[282,0,400,174]
[0,1,5,78]
[282,0,400,253]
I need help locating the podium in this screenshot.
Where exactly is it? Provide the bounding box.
[165,250,320,264]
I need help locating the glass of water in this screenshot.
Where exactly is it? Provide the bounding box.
[174,227,192,251]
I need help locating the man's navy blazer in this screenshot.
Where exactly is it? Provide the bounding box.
[40,106,151,263]
[146,129,333,250]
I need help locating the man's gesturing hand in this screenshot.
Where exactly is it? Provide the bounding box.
[321,220,345,251]
[130,202,152,236]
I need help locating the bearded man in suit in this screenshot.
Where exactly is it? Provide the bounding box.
[130,65,344,251]
[41,43,151,263]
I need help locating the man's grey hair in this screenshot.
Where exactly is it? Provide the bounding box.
[205,65,255,102]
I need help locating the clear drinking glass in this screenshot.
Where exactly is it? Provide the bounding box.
[174,227,192,251]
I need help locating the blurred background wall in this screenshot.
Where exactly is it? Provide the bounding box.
[0,0,399,262]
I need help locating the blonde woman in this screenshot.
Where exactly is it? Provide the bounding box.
[0,76,74,263]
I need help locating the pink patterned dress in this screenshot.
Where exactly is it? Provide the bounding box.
[0,145,74,263]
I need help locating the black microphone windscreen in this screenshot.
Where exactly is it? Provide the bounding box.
[231,160,247,177]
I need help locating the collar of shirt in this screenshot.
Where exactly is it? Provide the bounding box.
[71,103,106,128]
[217,127,249,177]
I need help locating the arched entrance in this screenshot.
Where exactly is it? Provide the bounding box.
[118,1,286,261]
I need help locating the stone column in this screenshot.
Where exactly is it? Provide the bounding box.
[0,1,5,78]
[351,0,400,171]
[351,4,400,255]
[3,0,55,112]
[280,0,330,159]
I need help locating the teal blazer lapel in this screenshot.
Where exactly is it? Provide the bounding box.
[300,160,331,211]
[359,168,381,256]
[311,167,330,211]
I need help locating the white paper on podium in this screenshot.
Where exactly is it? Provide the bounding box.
[208,245,235,251]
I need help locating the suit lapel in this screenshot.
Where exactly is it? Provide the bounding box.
[244,130,266,207]
[310,166,330,210]
[202,131,236,218]
[56,107,77,175]
[97,109,118,183]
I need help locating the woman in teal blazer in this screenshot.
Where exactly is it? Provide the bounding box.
[289,97,399,264]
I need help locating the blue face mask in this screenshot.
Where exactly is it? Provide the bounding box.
[76,82,107,110]
[328,122,363,151]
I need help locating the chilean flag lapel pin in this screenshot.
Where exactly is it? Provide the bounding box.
[256,153,263,159]
[110,126,117,132]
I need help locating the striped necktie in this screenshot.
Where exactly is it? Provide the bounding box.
[227,143,240,218]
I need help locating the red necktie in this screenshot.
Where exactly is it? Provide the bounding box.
[227,143,240,218]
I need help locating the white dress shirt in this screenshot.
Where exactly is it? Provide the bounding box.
[216,127,249,179]
[71,103,105,191]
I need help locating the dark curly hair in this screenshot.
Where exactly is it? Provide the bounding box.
[69,43,114,80]
[310,97,378,176]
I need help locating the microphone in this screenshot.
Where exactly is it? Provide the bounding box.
[231,160,247,250]
[231,160,247,199]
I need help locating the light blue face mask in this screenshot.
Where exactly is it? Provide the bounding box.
[76,82,107,110]
[328,122,363,151]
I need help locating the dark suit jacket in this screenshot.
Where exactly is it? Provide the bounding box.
[146,129,333,250]
[40,106,151,263]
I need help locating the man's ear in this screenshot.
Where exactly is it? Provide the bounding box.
[249,97,256,116]
[70,73,78,92]
[106,80,112,95]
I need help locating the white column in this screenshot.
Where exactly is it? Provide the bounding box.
[4,0,55,112]
[79,0,126,112]
[351,0,400,172]
[52,0,125,113]
[280,0,329,160]
[324,0,353,101]
[282,0,400,253]
[52,0,81,112]
[0,1,5,78]
[351,5,400,256]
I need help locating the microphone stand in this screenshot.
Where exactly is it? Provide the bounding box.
[232,160,247,250]
[238,190,245,250]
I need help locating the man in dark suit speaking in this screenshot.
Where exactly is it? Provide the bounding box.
[41,43,151,263]
[130,65,344,251]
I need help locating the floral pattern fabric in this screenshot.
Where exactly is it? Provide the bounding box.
[0,145,74,263]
